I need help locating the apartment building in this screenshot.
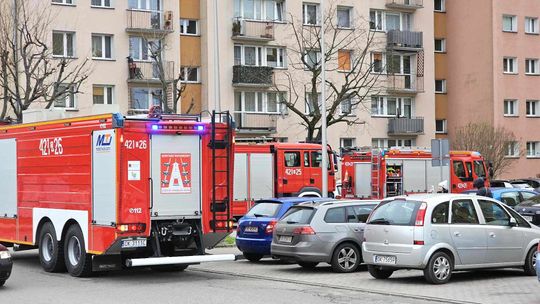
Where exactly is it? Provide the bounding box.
[434,0,447,138]
[445,0,540,178]
[24,0,179,117]
[198,0,435,151]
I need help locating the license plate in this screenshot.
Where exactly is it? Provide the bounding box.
[280,236,292,243]
[374,255,396,265]
[121,238,147,249]
[524,215,533,222]
[244,226,258,233]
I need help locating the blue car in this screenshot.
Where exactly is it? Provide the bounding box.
[236,197,332,262]
[463,187,539,207]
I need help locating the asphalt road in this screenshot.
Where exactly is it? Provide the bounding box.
[2,250,435,304]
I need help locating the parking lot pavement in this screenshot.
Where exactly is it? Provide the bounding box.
[202,247,540,304]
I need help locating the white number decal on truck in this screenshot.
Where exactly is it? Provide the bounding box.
[39,137,63,156]
[124,140,147,150]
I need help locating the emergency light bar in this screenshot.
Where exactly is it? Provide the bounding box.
[150,124,205,131]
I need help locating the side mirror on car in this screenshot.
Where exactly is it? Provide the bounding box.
[509,217,517,227]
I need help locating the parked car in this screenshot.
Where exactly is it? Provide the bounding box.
[537,243,540,282]
[514,194,540,224]
[362,194,540,284]
[463,187,538,207]
[236,197,333,262]
[514,178,540,192]
[0,244,12,287]
[271,200,379,273]
[490,179,513,188]
[510,180,536,191]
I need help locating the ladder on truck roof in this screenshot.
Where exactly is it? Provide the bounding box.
[371,149,382,199]
[210,111,233,233]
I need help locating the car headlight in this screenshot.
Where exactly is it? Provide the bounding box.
[0,251,11,259]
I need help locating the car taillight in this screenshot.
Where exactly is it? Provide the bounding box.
[292,226,316,235]
[117,223,146,233]
[265,220,277,234]
[414,240,425,245]
[415,202,427,226]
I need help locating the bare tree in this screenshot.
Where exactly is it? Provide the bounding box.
[275,4,382,142]
[0,1,90,122]
[452,122,521,178]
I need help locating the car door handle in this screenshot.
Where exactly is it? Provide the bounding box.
[354,228,363,232]
[489,232,496,238]
[453,231,461,237]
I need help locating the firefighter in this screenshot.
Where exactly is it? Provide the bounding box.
[474,177,493,198]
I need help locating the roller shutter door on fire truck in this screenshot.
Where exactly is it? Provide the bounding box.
[150,135,201,217]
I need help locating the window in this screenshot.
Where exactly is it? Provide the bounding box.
[338,50,351,71]
[337,7,352,28]
[368,200,422,226]
[305,92,321,114]
[303,3,319,25]
[452,161,466,180]
[473,160,486,178]
[352,205,376,223]
[52,31,75,57]
[506,141,520,157]
[525,59,539,75]
[324,207,346,223]
[284,152,301,167]
[340,138,355,149]
[371,52,383,73]
[371,96,413,117]
[499,192,520,207]
[304,49,321,69]
[246,202,281,217]
[451,199,479,224]
[234,45,286,68]
[479,200,511,225]
[372,138,414,148]
[234,91,284,113]
[434,0,445,12]
[340,98,353,115]
[281,207,315,225]
[525,17,539,34]
[234,0,284,21]
[128,0,160,10]
[431,202,449,224]
[91,0,111,7]
[130,88,162,110]
[527,100,540,116]
[504,99,518,116]
[369,10,383,31]
[370,10,412,31]
[180,19,198,35]
[503,57,517,73]
[435,119,447,133]
[435,80,446,93]
[266,47,286,68]
[54,84,76,109]
[434,38,446,52]
[527,141,540,158]
[502,15,517,32]
[91,34,112,59]
[93,85,114,105]
[180,67,200,83]
[52,0,74,5]
[129,37,160,61]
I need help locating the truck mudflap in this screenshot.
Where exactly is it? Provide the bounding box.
[125,254,236,267]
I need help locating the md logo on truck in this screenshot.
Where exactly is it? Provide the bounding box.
[95,132,113,152]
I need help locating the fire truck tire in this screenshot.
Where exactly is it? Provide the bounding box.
[64,225,93,277]
[38,222,66,273]
[151,264,189,272]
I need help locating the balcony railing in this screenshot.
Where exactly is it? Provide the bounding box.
[232,18,275,41]
[128,60,175,82]
[126,10,174,33]
[234,112,278,133]
[386,0,423,10]
[388,117,424,135]
[233,65,274,87]
[386,74,424,93]
[387,30,423,50]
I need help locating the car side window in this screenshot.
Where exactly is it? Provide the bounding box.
[324,207,346,223]
[478,200,510,226]
[500,191,520,206]
[353,204,376,223]
[503,205,531,228]
[284,152,301,167]
[451,199,479,224]
[345,207,358,223]
[431,201,449,224]
[521,192,537,201]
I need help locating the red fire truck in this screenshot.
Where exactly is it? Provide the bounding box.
[0,112,235,277]
[341,147,489,199]
[232,143,337,218]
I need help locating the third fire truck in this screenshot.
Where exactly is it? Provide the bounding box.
[341,147,490,199]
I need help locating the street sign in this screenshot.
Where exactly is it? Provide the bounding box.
[431,139,450,167]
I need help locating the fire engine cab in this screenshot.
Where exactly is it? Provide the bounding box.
[341,147,489,199]
[0,112,235,277]
[232,143,337,218]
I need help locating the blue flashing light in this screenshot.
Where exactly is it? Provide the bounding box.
[196,125,204,131]
[151,125,159,131]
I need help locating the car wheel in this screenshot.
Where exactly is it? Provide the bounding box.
[64,225,93,277]
[367,265,393,279]
[424,251,453,284]
[38,222,66,273]
[298,262,318,269]
[151,264,189,272]
[243,253,263,262]
[331,243,361,273]
[524,246,537,276]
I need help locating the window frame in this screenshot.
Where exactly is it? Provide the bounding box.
[336,6,353,29]
[502,15,518,33]
[302,3,320,26]
[525,17,539,34]
[526,100,540,117]
[337,49,352,72]
[503,57,518,74]
[234,44,286,68]
[503,99,518,117]
[435,119,447,134]
[369,9,412,32]
[434,38,446,53]
[431,201,450,224]
[52,0,75,5]
[450,199,480,225]
[130,87,162,111]
[505,141,520,158]
[340,137,356,150]
[52,31,76,58]
[435,79,447,94]
[324,207,347,224]
[179,66,201,83]
[234,0,285,22]
[91,34,113,60]
[235,91,284,114]
[526,141,540,158]
[53,83,77,109]
[180,19,199,35]
[478,199,512,226]
[91,0,112,8]
[371,96,414,117]
[434,0,445,13]
[92,85,114,105]
[284,151,302,167]
[525,58,540,75]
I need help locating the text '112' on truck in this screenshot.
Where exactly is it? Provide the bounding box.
[0,112,236,277]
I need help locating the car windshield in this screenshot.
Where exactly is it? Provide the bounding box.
[246,201,282,217]
[280,206,315,224]
[517,195,540,207]
[367,200,422,226]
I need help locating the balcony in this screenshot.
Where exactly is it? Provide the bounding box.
[127,60,175,83]
[386,74,424,94]
[233,65,274,87]
[386,0,423,10]
[388,117,424,135]
[387,30,423,50]
[126,10,174,34]
[234,112,277,134]
[232,18,275,42]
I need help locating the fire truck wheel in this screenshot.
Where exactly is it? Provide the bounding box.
[151,264,189,272]
[64,225,93,277]
[38,222,66,273]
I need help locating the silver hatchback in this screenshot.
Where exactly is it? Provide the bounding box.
[362,194,540,284]
[271,200,379,273]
